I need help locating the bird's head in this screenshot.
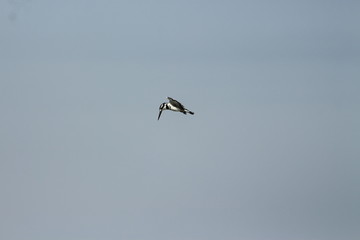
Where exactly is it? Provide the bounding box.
[159,102,166,110]
[158,103,166,120]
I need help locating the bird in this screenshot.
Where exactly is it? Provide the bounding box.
[158,97,194,120]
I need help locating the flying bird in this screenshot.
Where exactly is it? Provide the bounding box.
[158,97,194,120]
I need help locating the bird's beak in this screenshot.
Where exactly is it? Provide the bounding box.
[157,109,163,120]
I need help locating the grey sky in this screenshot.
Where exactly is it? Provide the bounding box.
[1,1,359,240]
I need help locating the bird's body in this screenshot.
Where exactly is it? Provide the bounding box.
[158,97,194,120]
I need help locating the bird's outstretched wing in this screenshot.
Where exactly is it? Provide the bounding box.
[167,97,185,111]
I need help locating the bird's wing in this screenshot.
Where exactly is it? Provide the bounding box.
[168,98,185,110]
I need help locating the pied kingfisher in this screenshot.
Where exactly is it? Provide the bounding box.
[158,97,194,120]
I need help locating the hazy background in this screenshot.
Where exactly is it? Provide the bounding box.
[1,1,359,240]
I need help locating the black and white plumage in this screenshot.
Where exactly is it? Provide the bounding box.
[158,97,194,120]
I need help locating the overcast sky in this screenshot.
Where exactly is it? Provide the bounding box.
[1,1,359,240]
